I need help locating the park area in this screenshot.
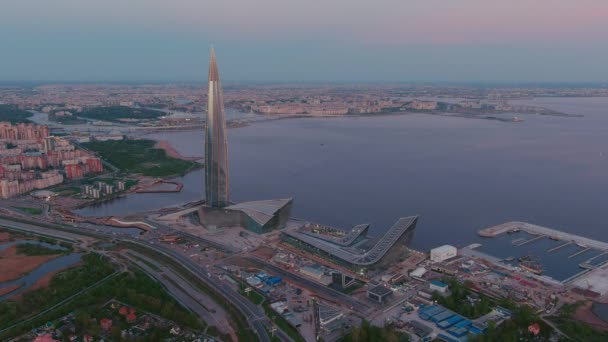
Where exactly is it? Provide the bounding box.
[83,139,199,177]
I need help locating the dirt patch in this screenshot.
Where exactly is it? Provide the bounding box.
[0,246,59,282]
[251,246,275,260]
[0,232,10,242]
[572,301,608,332]
[154,140,197,161]
[0,284,22,297]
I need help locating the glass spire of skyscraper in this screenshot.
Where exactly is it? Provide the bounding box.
[205,48,229,207]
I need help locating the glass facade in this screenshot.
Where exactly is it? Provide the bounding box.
[205,48,230,208]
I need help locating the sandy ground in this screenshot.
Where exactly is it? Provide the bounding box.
[154,140,198,161]
[573,267,608,297]
[572,301,608,331]
[0,284,22,297]
[0,246,59,282]
[0,232,10,242]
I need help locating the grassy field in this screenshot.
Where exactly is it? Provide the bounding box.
[339,320,408,342]
[79,106,164,122]
[548,302,608,342]
[239,281,265,305]
[263,301,307,342]
[11,207,43,215]
[16,243,68,256]
[123,243,259,342]
[0,253,205,340]
[54,186,81,197]
[83,139,199,177]
[0,104,33,124]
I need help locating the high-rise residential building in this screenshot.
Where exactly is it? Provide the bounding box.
[204,48,229,208]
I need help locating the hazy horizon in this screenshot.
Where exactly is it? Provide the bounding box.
[2,0,608,83]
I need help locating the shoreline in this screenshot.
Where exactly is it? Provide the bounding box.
[154,139,199,161]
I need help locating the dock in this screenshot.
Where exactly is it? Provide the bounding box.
[548,241,573,253]
[514,235,543,246]
[568,247,591,258]
[479,222,608,251]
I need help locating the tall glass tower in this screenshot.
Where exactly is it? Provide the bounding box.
[205,48,229,208]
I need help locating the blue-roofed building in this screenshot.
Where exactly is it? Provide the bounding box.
[443,315,463,327]
[437,333,461,342]
[437,320,454,329]
[447,326,469,338]
[266,276,282,286]
[430,280,449,293]
[437,315,462,329]
[423,305,445,316]
[256,272,269,281]
[420,305,446,321]
[469,323,487,335]
[455,319,472,328]
[432,310,455,323]
[419,304,436,313]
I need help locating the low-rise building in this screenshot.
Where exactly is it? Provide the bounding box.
[430,280,449,293]
[430,245,457,263]
[367,284,393,304]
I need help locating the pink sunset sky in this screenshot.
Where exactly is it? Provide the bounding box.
[2,0,607,82]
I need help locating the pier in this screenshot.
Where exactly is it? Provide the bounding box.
[581,252,608,269]
[568,247,591,258]
[514,235,543,246]
[548,241,573,253]
[479,222,608,251]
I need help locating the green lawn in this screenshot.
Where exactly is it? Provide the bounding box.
[83,139,199,177]
[12,206,42,215]
[432,279,492,319]
[16,243,67,256]
[549,302,608,342]
[0,253,205,340]
[263,301,307,342]
[339,320,408,342]
[239,281,265,305]
[79,106,164,122]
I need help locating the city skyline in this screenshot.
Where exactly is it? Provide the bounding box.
[1,0,608,83]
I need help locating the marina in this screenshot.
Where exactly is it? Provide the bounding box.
[474,222,608,286]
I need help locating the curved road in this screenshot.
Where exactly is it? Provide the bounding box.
[0,216,299,342]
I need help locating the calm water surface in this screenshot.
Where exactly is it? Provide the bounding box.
[74,97,608,251]
[0,240,81,301]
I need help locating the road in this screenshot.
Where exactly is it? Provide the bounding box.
[120,250,238,340]
[0,216,291,342]
[125,239,286,342]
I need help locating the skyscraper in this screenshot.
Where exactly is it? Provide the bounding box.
[205,48,229,208]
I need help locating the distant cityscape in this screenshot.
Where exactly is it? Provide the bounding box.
[2,62,608,342]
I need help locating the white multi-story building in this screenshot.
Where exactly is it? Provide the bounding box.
[430,245,457,262]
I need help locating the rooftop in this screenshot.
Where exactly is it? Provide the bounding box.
[368,284,393,297]
[226,198,292,225]
[430,280,448,288]
[283,216,418,266]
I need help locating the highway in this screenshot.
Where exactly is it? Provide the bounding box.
[120,251,237,339]
[123,238,289,342]
[0,216,287,342]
